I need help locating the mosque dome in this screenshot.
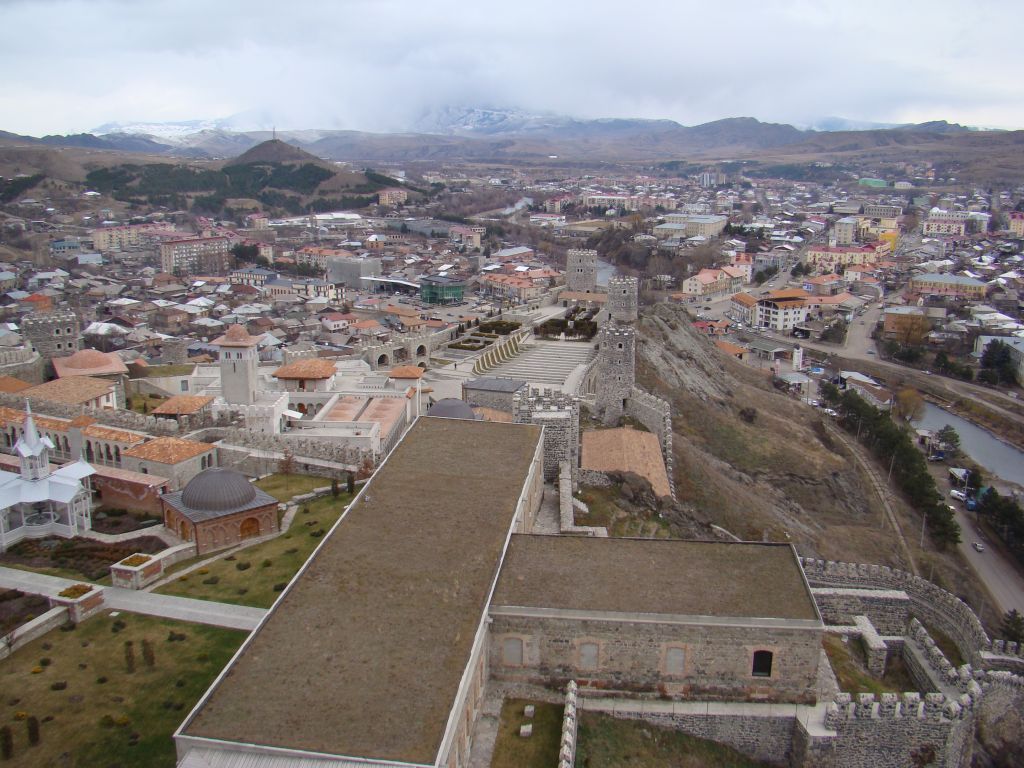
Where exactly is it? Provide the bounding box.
[426,398,478,420]
[180,467,257,512]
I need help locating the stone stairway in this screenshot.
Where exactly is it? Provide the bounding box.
[486,340,595,388]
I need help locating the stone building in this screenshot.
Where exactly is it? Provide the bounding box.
[566,248,597,293]
[122,436,217,490]
[21,309,81,361]
[160,467,278,553]
[594,323,636,425]
[512,387,579,480]
[606,275,638,324]
[462,377,527,413]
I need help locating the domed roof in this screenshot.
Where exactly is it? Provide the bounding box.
[180,467,257,511]
[426,398,478,420]
[63,349,115,369]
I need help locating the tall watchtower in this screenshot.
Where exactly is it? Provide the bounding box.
[565,249,597,293]
[607,276,639,324]
[22,309,81,361]
[595,324,636,425]
[212,325,263,406]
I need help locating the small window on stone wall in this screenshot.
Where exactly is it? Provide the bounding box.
[665,647,685,676]
[752,650,773,677]
[579,642,599,671]
[502,637,523,666]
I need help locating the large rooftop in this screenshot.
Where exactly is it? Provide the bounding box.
[493,537,820,622]
[182,417,542,763]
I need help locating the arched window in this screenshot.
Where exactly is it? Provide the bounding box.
[114,446,120,464]
[502,637,523,666]
[665,647,686,676]
[578,642,599,671]
[752,650,773,678]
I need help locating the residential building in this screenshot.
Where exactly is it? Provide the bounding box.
[922,210,969,237]
[479,274,543,303]
[908,273,987,300]
[754,289,810,332]
[834,216,858,246]
[160,236,233,276]
[730,292,757,325]
[804,244,881,271]
[662,213,728,237]
[863,204,903,219]
[1009,212,1024,238]
[377,188,409,206]
[680,268,730,297]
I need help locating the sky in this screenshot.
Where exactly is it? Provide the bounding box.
[1,0,1022,136]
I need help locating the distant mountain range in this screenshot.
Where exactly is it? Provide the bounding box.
[0,107,1014,169]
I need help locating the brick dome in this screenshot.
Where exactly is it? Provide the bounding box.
[62,349,113,369]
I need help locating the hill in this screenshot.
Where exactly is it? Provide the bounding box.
[228,139,325,166]
[632,302,994,619]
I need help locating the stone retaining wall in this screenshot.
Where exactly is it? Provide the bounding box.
[0,606,68,661]
[624,386,674,499]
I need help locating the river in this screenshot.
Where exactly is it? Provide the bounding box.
[912,402,1024,486]
[596,258,616,287]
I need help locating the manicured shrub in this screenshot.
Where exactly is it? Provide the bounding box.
[273,583,286,592]
[142,639,155,668]
[124,641,135,673]
[235,561,251,571]
[49,681,67,691]
[26,716,39,746]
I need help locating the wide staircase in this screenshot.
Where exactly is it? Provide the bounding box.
[484,340,595,387]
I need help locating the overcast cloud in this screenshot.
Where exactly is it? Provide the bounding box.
[0,0,1021,135]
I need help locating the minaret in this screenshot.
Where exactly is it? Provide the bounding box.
[212,325,264,405]
[15,402,53,481]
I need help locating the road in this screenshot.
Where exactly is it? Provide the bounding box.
[948,504,1024,617]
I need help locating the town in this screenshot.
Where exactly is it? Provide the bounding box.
[2,6,1024,766]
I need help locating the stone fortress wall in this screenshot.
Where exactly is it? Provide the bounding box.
[513,388,579,481]
[575,556,1024,767]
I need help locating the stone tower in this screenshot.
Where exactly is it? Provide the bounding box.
[513,388,580,481]
[21,309,81,361]
[607,276,639,324]
[565,249,597,293]
[212,325,262,406]
[595,324,636,425]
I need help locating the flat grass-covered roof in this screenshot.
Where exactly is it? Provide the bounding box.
[183,417,541,763]
[493,536,820,622]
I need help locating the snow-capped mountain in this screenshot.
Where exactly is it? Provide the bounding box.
[91,110,279,143]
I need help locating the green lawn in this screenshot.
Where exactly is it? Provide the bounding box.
[254,473,331,502]
[0,611,245,768]
[490,698,563,768]
[577,711,773,767]
[154,493,352,608]
[822,634,917,696]
[127,393,168,415]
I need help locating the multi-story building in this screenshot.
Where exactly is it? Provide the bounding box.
[922,210,969,237]
[377,188,409,206]
[90,223,168,252]
[229,267,279,287]
[419,274,465,305]
[662,213,728,238]
[804,244,881,271]
[1009,211,1024,238]
[908,273,987,300]
[754,289,810,331]
[833,216,859,246]
[479,274,543,303]
[160,236,233,276]
[680,268,730,297]
[863,204,903,219]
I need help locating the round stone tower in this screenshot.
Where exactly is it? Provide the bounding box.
[606,276,639,324]
[595,324,636,425]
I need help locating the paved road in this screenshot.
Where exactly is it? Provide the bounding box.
[0,566,265,631]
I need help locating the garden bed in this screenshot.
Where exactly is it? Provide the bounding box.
[0,590,50,638]
[1,537,167,581]
[91,509,163,535]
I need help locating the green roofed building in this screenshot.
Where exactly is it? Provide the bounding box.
[857,178,889,188]
[420,274,465,305]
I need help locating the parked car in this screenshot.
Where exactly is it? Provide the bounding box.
[927,452,945,461]
[972,542,985,552]
[950,489,967,502]
[965,498,978,512]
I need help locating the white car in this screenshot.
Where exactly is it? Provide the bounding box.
[972,542,985,553]
[950,489,967,502]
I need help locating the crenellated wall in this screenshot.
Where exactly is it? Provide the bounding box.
[624,386,675,499]
[801,558,988,664]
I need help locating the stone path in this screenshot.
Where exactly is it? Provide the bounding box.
[81,526,183,546]
[486,340,595,389]
[0,566,265,631]
[532,485,561,534]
